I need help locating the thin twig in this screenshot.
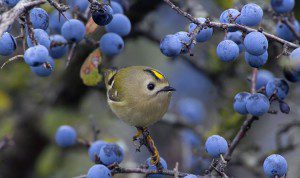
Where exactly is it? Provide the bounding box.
[163,0,299,49]
[0,0,46,37]
[282,17,300,41]
[66,43,77,68]
[46,0,70,20]
[1,55,24,69]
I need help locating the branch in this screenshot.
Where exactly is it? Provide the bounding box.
[224,116,259,161]
[163,0,299,49]
[224,68,259,161]
[0,0,46,37]
[73,166,210,178]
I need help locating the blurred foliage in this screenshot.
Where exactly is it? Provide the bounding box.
[214,0,234,9]
[0,63,30,91]
[0,90,12,113]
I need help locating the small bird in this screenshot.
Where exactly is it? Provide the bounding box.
[104,66,175,127]
[104,66,175,165]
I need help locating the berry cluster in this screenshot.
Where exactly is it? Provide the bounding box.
[159,0,296,177]
[0,0,131,77]
[54,125,171,178]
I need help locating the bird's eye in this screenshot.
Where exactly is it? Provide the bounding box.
[147,83,155,90]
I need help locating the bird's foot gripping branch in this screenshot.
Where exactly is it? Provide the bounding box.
[133,127,163,170]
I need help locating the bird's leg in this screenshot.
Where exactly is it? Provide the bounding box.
[141,127,163,170]
[133,126,143,141]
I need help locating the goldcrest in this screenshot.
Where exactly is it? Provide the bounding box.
[104,66,175,127]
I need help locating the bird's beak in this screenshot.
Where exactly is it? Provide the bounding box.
[158,86,176,93]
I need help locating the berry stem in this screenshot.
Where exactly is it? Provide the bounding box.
[251,68,258,94]
[24,12,37,46]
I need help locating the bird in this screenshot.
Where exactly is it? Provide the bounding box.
[104,66,175,165]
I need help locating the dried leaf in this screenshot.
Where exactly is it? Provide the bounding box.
[80,49,103,86]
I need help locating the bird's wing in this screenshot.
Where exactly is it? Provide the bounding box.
[103,67,118,89]
[107,87,122,102]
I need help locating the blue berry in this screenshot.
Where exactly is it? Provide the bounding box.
[160,34,182,57]
[256,70,275,90]
[244,32,268,56]
[99,33,124,56]
[111,1,124,14]
[49,11,72,33]
[87,165,111,178]
[283,67,300,82]
[271,0,295,13]
[289,47,300,72]
[224,31,244,53]
[189,17,213,42]
[4,0,19,7]
[24,45,49,67]
[29,8,49,30]
[61,19,86,43]
[266,78,289,100]
[55,125,77,147]
[49,35,68,59]
[177,97,206,124]
[105,14,131,36]
[184,175,198,178]
[205,135,228,158]
[245,51,268,68]
[246,93,270,116]
[276,20,300,42]
[67,0,89,13]
[233,92,251,115]
[220,9,241,31]
[98,143,124,165]
[30,56,54,77]
[216,40,239,62]
[146,157,167,178]
[27,29,51,49]
[92,5,113,26]
[240,3,263,27]
[0,32,16,56]
[263,154,288,178]
[174,31,193,54]
[88,140,106,162]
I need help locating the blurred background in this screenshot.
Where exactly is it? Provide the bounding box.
[1,0,300,178]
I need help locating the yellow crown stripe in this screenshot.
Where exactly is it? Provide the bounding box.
[151,69,164,80]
